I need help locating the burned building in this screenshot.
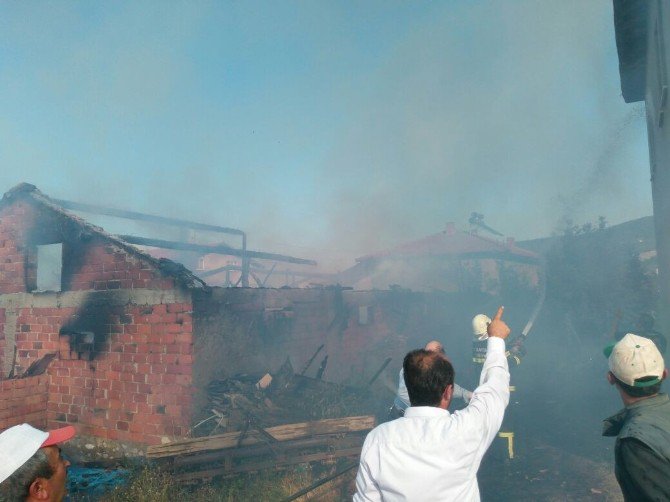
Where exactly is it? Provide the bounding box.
[338,222,540,294]
[0,183,483,445]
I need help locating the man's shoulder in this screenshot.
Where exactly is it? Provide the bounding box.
[366,418,404,440]
[363,415,430,446]
[617,397,670,453]
[366,409,457,444]
[361,423,386,452]
[623,395,670,428]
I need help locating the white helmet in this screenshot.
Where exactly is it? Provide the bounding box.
[472,314,491,340]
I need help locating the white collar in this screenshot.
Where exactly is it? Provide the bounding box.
[404,406,450,418]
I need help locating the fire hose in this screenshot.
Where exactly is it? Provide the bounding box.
[507,267,546,364]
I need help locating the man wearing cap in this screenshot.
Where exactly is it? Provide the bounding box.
[389,340,473,419]
[0,423,75,501]
[603,333,670,501]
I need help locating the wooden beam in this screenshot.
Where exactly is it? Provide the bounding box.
[52,199,245,236]
[172,434,363,469]
[367,357,392,386]
[147,415,375,458]
[117,235,317,266]
[174,447,363,481]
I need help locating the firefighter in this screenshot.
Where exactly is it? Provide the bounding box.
[472,313,525,460]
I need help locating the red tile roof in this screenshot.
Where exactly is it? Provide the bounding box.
[356,225,538,263]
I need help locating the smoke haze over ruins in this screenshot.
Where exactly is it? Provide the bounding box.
[0,1,652,271]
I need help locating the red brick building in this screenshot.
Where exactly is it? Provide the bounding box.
[0,183,203,444]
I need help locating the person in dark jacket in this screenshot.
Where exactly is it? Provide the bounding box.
[603,333,670,501]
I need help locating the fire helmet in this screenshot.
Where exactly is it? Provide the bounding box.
[472,314,491,340]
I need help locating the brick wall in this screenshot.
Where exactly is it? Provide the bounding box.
[1,298,195,445]
[51,301,193,444]
[0,375,49,430]
[0,199,38,294]
[0,198,176,294]
[63,242,176,292]
[0,191,196,445]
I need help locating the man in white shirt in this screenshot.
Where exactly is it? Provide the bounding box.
[390,341,473,419]
[354,307,511,501]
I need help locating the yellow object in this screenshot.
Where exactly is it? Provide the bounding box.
[498,431,515,459]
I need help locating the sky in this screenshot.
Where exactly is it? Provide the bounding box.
[0,1,651,271]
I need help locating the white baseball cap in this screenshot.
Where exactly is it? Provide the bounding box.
[0,423,75,484]
[606,333,666,388]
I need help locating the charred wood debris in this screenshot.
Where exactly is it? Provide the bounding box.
[147,351,391,492]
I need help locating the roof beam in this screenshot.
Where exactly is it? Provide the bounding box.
[53,199,245,236]
[117,235,317,266]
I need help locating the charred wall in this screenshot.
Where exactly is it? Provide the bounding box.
[0,290,195,445]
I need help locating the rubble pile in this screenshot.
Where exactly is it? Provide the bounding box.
[196,359,373,437]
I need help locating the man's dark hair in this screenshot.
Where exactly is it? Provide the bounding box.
[613,375,663,398]
[0,449,53,501]
[403,349,454,407]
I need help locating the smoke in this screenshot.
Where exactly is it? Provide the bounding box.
[0,1,653,272]
[555,105,646,226]
[312,1,650,268]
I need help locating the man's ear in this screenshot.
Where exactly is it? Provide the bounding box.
[28,477,50,500]
[607,372,616,385]
[442,384,454,402]
[662,368,668,380]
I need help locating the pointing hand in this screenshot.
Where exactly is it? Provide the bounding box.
[487,306,510,340]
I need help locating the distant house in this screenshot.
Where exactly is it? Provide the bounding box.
[338,223,540,294]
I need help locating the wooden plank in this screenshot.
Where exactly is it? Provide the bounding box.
[174,447,363,481]
[173,434,365,469]
[147,415,375,458]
